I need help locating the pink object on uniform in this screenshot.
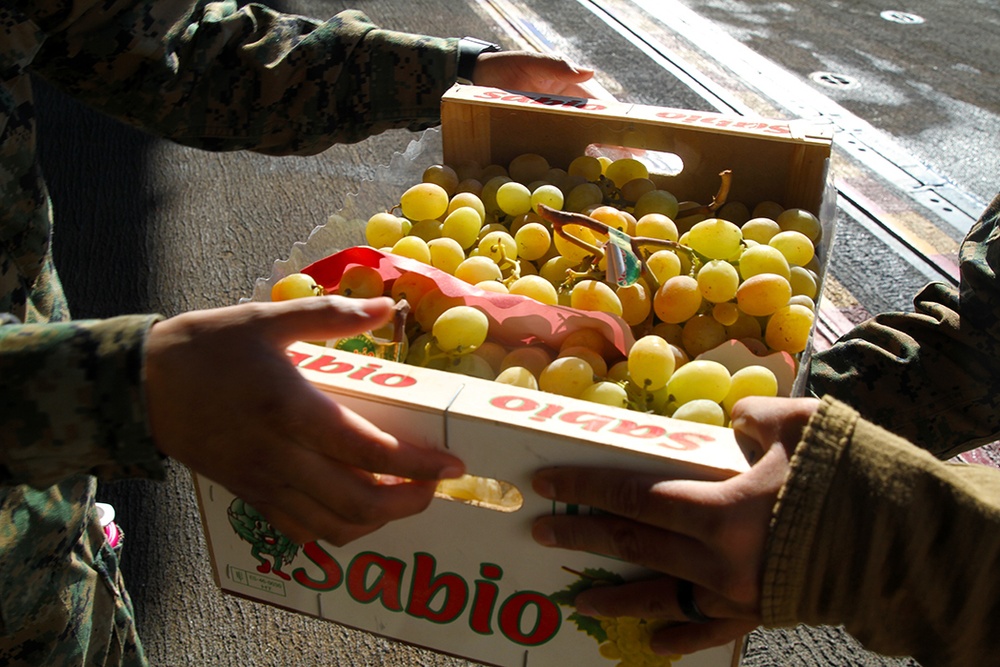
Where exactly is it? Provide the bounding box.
[104,520,122,549]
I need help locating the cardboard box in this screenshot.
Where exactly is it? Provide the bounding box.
[198,86,836,666]
[440,85,834,215]
[196,341,749,667]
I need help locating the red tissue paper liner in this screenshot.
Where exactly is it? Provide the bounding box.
[301,246,636,356]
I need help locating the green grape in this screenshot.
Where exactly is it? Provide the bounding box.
[620,177,656,203]
[617,281,652,326]
[633,189,679,220]
[635,213,679,243]
[553,223,600,263]
[741,216,781,244]
[716,200,751,225]
[725,310,763,341]
[271,272,322,301]
[530,184,565,214]
[478,230,518,263]
[500,345,553,379]
[789,265,819,298]
[696,259,740,303]
[391,235,432,264]
[390,272,437,310]
[567,155,602,182]
[570,280,623,318]
[565,181,604,212]
[365,212,408,248]
[408,218,443,241]
[495,366,539,390]
[776,207,822,242]
[414,290,464,332]
[508,275,559,306]
[406,332,446,370]
[723,365,779,413]
[765,304,815,353]
[481,175,513,215]
[337,265,384,298]
[442,352,495,379]
[738,244,791,280]
[559,327,613,358]
[473,340,507,375]
[666,359,731,406]
[455,256,503,285]
[789,293,816,310]
[539,255,577,288]
[769,230,815,267]
[672,399,725,427]
[496,181,533,216]
[712,301,740,326]
[752,200,785,219]
[508,152,550,184]
[514,222,551,261]
[432,305,489,355]
[652,321,684,347]
[476,280,508,294]
[455,178,483,196]
[681,313,727,357]
[544,167,570,193]
[590,205,632,233]
[400,182,449,221]
[446,191,486,222]
[606,360,630,383]
[653,275,702,324]
[539,356,595,398]
[627,335,675,391]
[477,222,508,242]
[481,164,508,181]
[427,237,465,275]
[558,345,608,378]
[646,250,682,285]
[686,218,744,260]
[605,157,649,188]
[736,272,792,317]
[422,164,459,196]
[442,206,484,250]
[580,381,629,408]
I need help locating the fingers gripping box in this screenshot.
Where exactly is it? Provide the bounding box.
[195,341,750,667]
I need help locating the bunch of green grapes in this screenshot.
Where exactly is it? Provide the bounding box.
[321,151,825,426]
[596,616,678,667]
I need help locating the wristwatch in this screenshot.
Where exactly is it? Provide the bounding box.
[456,36,503,84]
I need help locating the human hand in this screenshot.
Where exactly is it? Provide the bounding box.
[145,296,465,546]
[472,51,600,98]
[530,396,820,655]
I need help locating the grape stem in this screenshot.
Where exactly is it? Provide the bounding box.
[536,204,703,292]
[676,169,732,218]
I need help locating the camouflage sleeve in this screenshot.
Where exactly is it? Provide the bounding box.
[809,192,1000,459]
[28,0,460,155]
[0,315,166,489]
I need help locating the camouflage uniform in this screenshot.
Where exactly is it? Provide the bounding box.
[758,193,1000,666]
[0,1,460,664]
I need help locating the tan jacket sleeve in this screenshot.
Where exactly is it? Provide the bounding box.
[762,396,1000,666]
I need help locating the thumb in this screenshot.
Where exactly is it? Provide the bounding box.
[262,296,395,346]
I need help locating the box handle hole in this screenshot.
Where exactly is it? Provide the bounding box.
[435,474,524,512]
[586,143,684,178]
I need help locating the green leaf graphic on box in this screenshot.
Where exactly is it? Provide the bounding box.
[552,567,627,642]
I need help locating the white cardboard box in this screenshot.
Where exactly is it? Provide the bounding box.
[195,341,749,667]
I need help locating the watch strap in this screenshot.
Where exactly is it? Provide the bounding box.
[456,36,502,84]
